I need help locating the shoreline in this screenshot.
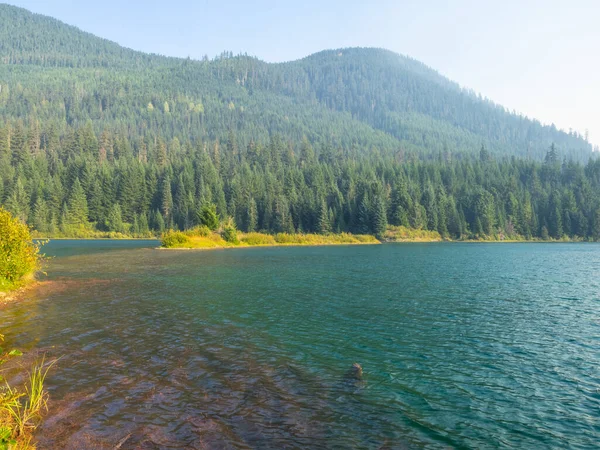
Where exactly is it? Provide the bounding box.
[158,240,382,250]
[28,236,592,245]
[160,237,592,249]
[34,237,158,241]
[0,279,46,308]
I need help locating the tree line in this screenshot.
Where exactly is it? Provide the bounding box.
[2,121,600,240]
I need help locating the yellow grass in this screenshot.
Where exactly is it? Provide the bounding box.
[383,226,443,242]
[161,230,380,249]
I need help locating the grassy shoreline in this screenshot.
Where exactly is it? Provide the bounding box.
[153,225,597,250]
[26,228,595,246]
[161,229,381,249]
[31,231,156,240]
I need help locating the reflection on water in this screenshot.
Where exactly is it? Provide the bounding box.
[1,241,599,448]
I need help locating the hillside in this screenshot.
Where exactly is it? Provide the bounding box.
[1,4,600,243]
[0,4,592,160]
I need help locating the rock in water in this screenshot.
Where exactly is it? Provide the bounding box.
[345,362,363,381]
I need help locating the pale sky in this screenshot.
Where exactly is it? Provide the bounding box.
[5,0,600,146]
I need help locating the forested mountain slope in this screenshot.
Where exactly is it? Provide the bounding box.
[1,4,599,242]
[0,4,593,159]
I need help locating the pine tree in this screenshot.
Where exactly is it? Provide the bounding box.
[66,178,89,228]
[0,124,10,162]
[33,197,49,232]
[545,143,558,164]
[161,175,173,221]
[139,212,150,234]
[372,196,388,237]
[5,179,29,224]
[197,202,219,230]
[593,208,600,241]
[273,196,292,233]
[548,191,563,239]
[10,122,26,166]
[318,198,331,234]
[357,194,371,234]
[246,197,258,232]
[106,203,125,233]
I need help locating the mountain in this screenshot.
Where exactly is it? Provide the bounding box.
[0,3,593,160]
[2,4,600,243]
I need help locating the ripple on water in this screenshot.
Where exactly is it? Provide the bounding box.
[1,242,599,449]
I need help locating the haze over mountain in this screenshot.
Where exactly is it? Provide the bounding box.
[0,4,593,161]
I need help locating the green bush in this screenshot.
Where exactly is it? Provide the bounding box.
[221,226,239,244]
[161,230,190,247]
[0,208,41,291]
[240,232,276,245]
[197,203,219,231]
[185,225,211,237]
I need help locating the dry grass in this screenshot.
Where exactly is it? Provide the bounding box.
[383,226,443,242]
[161,230,380,249]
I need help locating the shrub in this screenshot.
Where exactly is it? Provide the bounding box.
[185,225,211,237]
[0,208,41,291]
[221,226,239,244]
[240,233,276,246]
[161,230,190,247]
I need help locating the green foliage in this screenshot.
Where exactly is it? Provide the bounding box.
[185,225,211,237]
[240,233,276,246]
[0,208,41,291]
[384,226,442,242]
[317,199,331,234]
[0,357,55,449]
[221,226,239,244]
[372,196,388,238]
[0,5,598,244]
[105,204,125,233]
[161,230,190,247]
[0,4,593,162]
[272,233,378,245]
[197,203,219,231]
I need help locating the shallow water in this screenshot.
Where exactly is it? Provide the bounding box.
[2,241,599,449]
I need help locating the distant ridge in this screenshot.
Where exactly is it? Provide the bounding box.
[0,3,593,159]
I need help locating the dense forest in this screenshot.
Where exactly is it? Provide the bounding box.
[2,121,600,240]
[0,4,599,240]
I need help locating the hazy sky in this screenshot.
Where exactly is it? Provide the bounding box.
[5,0,600,145]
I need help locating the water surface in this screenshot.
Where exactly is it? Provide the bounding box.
[1,241,599,449]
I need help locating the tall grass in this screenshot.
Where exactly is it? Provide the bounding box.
[383,226,442,242]
[0,357,56,449]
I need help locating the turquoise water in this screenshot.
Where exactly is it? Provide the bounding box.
[2,241,599,448]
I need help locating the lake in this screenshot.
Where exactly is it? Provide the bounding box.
[1,241,599,449]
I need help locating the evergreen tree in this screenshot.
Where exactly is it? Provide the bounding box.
[161,175,173,221]
[106,203,125,233]
[318,198,331,234]
[357,194,371,234]
[246,197,258,232]
[372,196,388,237]
[32,197,49,233]
[197,202,219,230]
[66,178,89,228]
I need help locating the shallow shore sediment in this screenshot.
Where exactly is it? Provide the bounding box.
[0,281,42,308]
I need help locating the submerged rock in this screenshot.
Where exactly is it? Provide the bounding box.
[345,363,363,381]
